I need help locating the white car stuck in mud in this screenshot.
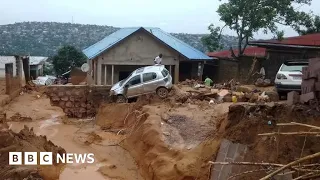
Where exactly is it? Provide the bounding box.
[110,65,173,103]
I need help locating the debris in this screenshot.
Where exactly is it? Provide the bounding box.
[209,99,215,105]
[287,91,300,105]
[257,91,270,103]
[300,92,315,103]
[9,113,32,122]
[255,78,272,87]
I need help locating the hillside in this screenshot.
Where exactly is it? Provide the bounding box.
[0,22,238,57]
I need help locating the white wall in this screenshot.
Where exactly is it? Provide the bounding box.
[0,56,17,78]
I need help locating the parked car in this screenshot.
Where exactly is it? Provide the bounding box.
[274,60,308,97]
[110,65,173,103]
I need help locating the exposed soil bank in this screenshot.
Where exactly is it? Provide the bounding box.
[96,100,230,180]
[216,103,320,179]
[3,92,143,180]
[0,119,66,180]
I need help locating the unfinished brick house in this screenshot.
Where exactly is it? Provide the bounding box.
[207,47,266,83]
[82,27,214,85]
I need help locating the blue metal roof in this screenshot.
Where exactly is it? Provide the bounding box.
[83,27,213,61]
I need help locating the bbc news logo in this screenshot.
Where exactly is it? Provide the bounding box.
[9,152,95,165]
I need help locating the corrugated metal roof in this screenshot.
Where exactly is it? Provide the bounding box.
[83,27,213,61]
[207,47,266,58]
[249,33,320,46]
[29,56,49,65]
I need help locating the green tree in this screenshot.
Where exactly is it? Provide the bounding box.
[296,15,320,35]
[201,24,223,52]
[52,45,87,75]
[215,0,312,58]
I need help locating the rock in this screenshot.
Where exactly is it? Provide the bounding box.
[255,78,264,87]
[263,79,271,85]
[223,94,233,102]
[211,89,219,94]
[249,93,259,103]
[163,132,170,136]
[61,96,69,101]
[265,91,279,102]
[218,89,230,97]
[236,85,254,93]
[161,112,170,122]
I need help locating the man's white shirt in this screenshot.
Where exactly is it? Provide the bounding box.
[154,56,162,64]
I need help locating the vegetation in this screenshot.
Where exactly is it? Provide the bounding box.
[52,45,87,75]
[201,24,223,52]
[295,15,320,35]
[203,0,313,58]
[0,22,240,56]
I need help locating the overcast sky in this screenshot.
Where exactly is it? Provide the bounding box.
[0,0,319,39]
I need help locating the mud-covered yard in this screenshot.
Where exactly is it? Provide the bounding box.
[0,87,232,180]
[1,83,320,180]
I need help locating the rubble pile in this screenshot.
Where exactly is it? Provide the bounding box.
[215,103,320,179]
[255,78,272,87]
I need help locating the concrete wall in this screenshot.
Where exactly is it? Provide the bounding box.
[46,85,112,118]
[211,139,248,180]
[0,56,17,78]
[92,30,180,85]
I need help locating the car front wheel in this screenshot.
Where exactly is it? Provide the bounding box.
[156,87,168,98]
[116,95,127,103]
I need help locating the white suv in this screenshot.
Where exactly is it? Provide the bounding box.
[274,60,308,97]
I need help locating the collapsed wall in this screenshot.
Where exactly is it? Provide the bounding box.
[46,85,111,118]
[0,113,66,180]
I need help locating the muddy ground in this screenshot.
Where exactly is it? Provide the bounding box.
[1,86,233,180]
[216,103,320,179]
[0,78,5,95]
[1,84,319,180]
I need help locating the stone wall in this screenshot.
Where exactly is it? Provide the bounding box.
[46,85,111,118]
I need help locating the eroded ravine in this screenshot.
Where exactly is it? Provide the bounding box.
[8,117,143,180]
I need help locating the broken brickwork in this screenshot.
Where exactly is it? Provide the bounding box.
[300,58,320,104]
[46,85,111,118]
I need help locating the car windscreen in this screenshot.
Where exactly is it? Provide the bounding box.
[281,63,308,72]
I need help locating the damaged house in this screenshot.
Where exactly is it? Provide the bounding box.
[82,27,214,85]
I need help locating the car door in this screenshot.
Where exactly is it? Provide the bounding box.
[142,72,158,93]
[125,74,143,98]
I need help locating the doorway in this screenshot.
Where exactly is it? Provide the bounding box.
[119,71,131,81]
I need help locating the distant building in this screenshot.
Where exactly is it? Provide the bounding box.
[0,56,18,78]
[249,33,320,80]
[29,56,48,79]
[82,27,214,85]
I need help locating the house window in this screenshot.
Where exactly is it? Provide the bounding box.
[143,73,157,82]
[127,75,141,86]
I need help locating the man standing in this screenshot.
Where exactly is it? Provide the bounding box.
[154,54,163,65]
[204,76,213,86]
